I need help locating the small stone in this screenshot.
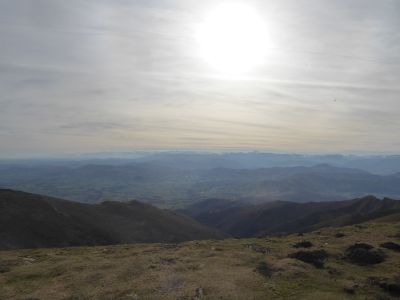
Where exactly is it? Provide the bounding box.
[246,244,270,254]
[195,287,204,299]
[21,257,36,263]
[126,292,140,299]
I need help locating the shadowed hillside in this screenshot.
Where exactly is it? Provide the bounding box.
[183,196,400,237]
[0,189,225,250]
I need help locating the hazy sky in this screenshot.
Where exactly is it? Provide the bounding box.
[1,0,400,157]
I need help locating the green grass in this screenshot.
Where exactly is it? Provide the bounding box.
[1,222,400,299]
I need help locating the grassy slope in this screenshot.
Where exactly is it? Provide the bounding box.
[1,221,400,300]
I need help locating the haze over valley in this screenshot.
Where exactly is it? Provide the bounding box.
[1,152,400,207]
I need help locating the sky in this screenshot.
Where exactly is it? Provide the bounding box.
[0,0,400,158]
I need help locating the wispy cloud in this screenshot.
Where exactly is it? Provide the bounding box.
[0,0,399,157]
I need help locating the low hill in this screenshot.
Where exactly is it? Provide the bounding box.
[183,196,400,237]
[0,189,225,250]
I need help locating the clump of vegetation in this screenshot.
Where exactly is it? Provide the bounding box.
[368,277,400,297]
[345,243,386,265]
[380,242,400,252]
[293,241,313,248]
[343,284,357,295]
[288,250,329,268]
[393,231,400,239]
[255,262,275,277]
[327,267,341,276]
[378,280,400,296]
[347,243,373,251]
[0,264,10,273]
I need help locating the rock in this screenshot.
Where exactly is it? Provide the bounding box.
[335,233,345,238]
[126,292,140,299]
[21,257,36,263]
[246,244,270,254]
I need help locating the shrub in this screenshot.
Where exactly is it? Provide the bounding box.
[288,250,329,268]
[345,243,385,265]
[255,262,275,277]
[380,242,400,252]
[368,277,400,297]
[379,281,400,296]
[347,243,373,251]
[343,286,355,294]
[293,241,313,248]
[0,265,10,273]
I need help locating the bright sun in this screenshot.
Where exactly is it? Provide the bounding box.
[196,3,268,76]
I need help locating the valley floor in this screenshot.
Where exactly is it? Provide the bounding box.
[1,222,400,300]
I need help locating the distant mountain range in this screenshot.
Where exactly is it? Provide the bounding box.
[182,196,400,237]
[3,152,400,174]
[0,189,224,250]
[1,162,400,207]
[130,152,400,175]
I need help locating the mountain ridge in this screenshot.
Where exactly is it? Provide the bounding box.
[0,189,225,250]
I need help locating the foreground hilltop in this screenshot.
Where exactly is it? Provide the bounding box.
[0,189,224,250]
[1,221,400,299]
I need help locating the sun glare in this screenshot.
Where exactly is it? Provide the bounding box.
[196,3,269,76]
